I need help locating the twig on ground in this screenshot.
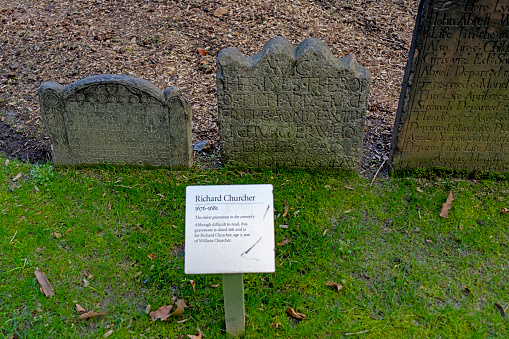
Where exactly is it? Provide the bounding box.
[370,159,386,187]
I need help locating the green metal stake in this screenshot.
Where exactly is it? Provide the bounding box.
[222,273,245,337]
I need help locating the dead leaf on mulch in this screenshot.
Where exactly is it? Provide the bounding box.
[282,200,289,217]
[213,6,228,17]
[149,305,174,321]
[286,307,306,320]
[326,282,343,291]
[79,311,107,320]
[34,268,55,297]
[500,208,509,215]
[188,326,205,339]
[439,191,454,218]
[197,49,208,56]
[277,237,292,246]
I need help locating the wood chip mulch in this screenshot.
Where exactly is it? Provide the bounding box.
[0,0,419,174]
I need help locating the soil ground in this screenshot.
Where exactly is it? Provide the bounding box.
[0,0,419,174]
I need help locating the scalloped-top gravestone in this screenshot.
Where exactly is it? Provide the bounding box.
[217,36,371,170]
[38,74,192,168]
[391,0,509,172]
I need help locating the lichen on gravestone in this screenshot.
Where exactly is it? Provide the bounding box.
[216,36,371,170]
[38,74,192,168]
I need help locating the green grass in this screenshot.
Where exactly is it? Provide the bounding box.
[1,156,508,338]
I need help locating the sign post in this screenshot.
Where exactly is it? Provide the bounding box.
[185,184,275,337]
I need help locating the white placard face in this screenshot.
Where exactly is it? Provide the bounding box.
[185,184,275,274]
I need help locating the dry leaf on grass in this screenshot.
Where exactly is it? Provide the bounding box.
[277,237,292,246]
[189,280,196,293]
[326,282,343,291]
[147,253,156,260]
[12,172,22,181]
[494,303,506,317]
[439,191,454,218]
[83,278,90,287]
[500,208,509,215]
[83,270,93,279]
[282,200,289,217]
[75,304,86,314]
[53,232,61,238]
[34,268,55,297]
[170,299,187,317]
[149,305,174,321]
[286,307,306,320]
[103,330,113,338]
[188,326,205,339]
[79,311,107,320]
[345,185,354,190]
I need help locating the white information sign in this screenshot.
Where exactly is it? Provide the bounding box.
[185,184,275,274]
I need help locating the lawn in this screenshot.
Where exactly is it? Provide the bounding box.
[1,157,508,338]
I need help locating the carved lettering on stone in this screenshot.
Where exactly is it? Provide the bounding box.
[391,0,509,172]
[217,36,371,170]
[38,74,192,168]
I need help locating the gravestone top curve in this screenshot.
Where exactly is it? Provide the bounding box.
[217,36,371,171]
[38,74,192,168]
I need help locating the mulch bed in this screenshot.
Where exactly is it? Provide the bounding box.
[0,0,419,174]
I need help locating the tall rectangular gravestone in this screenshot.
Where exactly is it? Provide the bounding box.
[391,0,509,172]
[38,74,192,168]
[217,36,371,170]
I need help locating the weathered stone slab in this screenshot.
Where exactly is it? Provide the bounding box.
[217,36,371,170]
[38,74,192,168]
[391,0,509,172]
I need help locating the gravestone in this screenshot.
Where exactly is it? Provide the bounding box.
[38,74,192,168]
[217,36,371,170]
[391,0,509,172]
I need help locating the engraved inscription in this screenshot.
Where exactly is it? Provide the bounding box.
[392,0,509,172]
[217,36,371,170]
[38,74,192,168]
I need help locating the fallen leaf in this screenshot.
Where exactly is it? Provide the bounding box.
[279,224,288,229]
[103,330,113,338]
[500,208,509,215]
[344,210,351,214]
[145,305,151,314]
[213,6,228,17]
[79,311,107,320]
[439,191,454,218]
[188,326,205,339]
[9,183,16,191]
[34,268,55,297]
[170,299,187,316]
[54,232,61,238]
[277,237,292,246]
[149,305,174,321]
[286,307,306,320]
[197,48,208,56]
[190,280,196,293]
[147,254,156,260]
[76,304,86,314]
[326,282,343,291]
[36,302,43,313]
[34,185,40,192]
[324,185,331,189]
[12,172,22,181]
[494,303,506,317]
[211,284,219,288]
[66,228,71,235]
[83,270,93,279]
[416,187,423,193]
[83,279,90,287]
[177,318,190,324]
[344,185,354,190]
[282,200,289,217]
